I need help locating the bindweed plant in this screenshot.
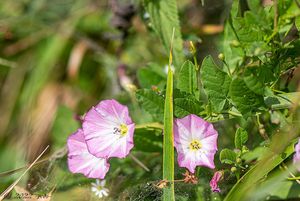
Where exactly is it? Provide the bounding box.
[2,0,300,201]
[63,0,300,200]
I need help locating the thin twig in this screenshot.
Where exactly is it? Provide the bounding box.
[0,146,66,177]
[129,154,150,172]
[0,145,49,201]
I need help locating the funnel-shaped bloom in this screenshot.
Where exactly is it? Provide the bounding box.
[293,139,300,171]
[174,114,218,173]
[67,129,110,179]
[83,99,135,158]
[210,171,223,193]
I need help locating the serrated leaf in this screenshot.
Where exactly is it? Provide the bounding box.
[177,61,197,95]
[173,89,203,117]
[229,78,264,117]
[136,88,205,121]
[134,127,162,152]
[137,65,166,89]
[174,98,203,118]
[201,56,231,113]
[233,10,269,44]
[144,0,184,69]
[220,149,237,164]
[243,68,265,95]
[244,66,276,96]
[136,89,164,121]
[234,128,248,149]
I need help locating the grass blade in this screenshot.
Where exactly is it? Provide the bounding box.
[163,60,174,201]
[224,130,298,201]
[163,29,175,201]
[0,145,49,200]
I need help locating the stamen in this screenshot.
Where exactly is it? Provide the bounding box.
[113,124,128,136]
[189,140,202,151]
[120,124,128,136]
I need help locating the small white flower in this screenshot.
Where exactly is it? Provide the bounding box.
[91,179,109,198]
[143,12,150,20]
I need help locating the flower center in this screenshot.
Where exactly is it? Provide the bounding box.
[113,123,128,137]
[189,140,202,151]
[120,123,128,136]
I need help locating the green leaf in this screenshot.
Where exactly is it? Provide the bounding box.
[133,127,162,153]
[136,89,204,120]
[233,10,269,44]
[201,56,231,113]
[281,1,300,19]
[173,89,203,118]
[243,66,276,96]
[246,0,260,11]
[163,66,175,201]
[177,61,197,95]
[144,0,184,69]
[243,68,265,95]
[241,146,269,163]
[137,64,166,89]
[136,89,164,121]
[223,20,244,71]
[229,78,264,117]
[252,166,294,200]
[219,149,237,164]
[224,143,295,201]
[264,92,300,110]
[234,128,248,149]
[174,97,203,118]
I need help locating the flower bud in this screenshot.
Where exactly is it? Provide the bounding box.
[242,146,249,154]
[189,41,196,55]
[218,53,225,61]
[231,167,237,173]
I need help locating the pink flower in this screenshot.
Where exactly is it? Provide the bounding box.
[83,99,135,158]
[67,129,110,179]
[210,171,223,193]
[293,139,300,171]
[174,114,218,173]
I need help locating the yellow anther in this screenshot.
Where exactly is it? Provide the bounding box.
[120,124,128,136]
[189,140,202,151]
